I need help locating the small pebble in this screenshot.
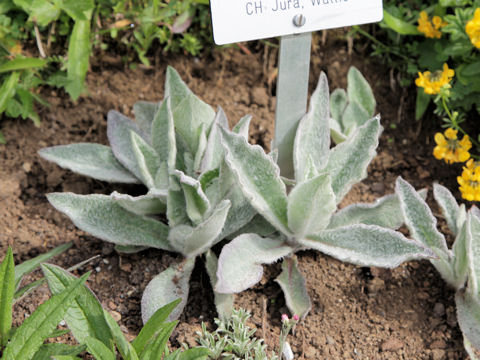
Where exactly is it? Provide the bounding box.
[109,310,121,322]
[22,162,32,173]
[430,340,447,349]
[381,338,404,352]
[95,266,101,272]
[431,349,446,360]
[433,303,445,317]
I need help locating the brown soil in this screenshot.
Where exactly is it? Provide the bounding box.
[0,31,469,359]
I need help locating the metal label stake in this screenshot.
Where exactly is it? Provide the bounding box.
[209,0,383,175]
[274,31,311,178]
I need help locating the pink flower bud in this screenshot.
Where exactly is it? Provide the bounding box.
[293,314,299,321]
[281,314,289,322]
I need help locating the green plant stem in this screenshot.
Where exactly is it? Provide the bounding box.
[351,26,410,62]
[441,93,480,150]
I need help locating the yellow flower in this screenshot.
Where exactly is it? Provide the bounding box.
[458,159,480,201]
[433,128,471,164]
[466,8,480,49]
[417,11,447,38]
[415,63,455,95]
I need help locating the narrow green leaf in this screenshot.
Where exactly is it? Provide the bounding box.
[0,71,20,113]
[382,9,421,35]
[85,336,116,360]
[329,88,347,123]
[47,193,171,250]
[141,258,195,323]
[433,183,461,236]
[193,124,208,173]
[205,251,234,320]
[132,299,181,355]
[165,66,215,154]
[456,291,480,351]
[232,114,251,139]
[41,264,112,347]
[219,127,290,236]
[216,234,292,294]
[61,0,94,22]
[164,349,182,360]
[107,110,148,181]
[66,19,91,100]
[200,108,229,173]
[177,348,210,360]
[301,224,435,268]
[130,131,161,189]
[32,344,86,360]
[152,98,176,171]
[0,247,15,345]
[415,88,431,120]
[14,279,45,301]
[467,213,480,297]
[347,66,376,116]
[293,72,330,183]
[396,177,449,255]
[288,173,336,237]
[103,310,139,360]
[2,273,89,360]
[0,58,47,73]
[323,116,381,203]
[14,243,72,291]
[341,101,370,136]
[38,144,139,184]
[452,221,468,290]
[133,101,158,139]
[139,321,177,360]
[275,256,311,319]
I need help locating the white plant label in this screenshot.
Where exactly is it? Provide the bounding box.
[210,0,383,45]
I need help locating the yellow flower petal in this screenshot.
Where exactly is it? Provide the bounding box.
[445,128,457,140]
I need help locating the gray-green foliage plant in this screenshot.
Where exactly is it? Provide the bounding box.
[39,66,256,323]
[0,244,89,360]
[40,264,209,360]
[214,72,434,318]
[395,177,480,359]
[196,309,278,360]
[329,66,377,144]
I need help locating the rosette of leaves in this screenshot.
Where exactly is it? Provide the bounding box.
[38,66,257,323]
[395,177,480,359]
[329,66,377,144]
[196,308,278,360]
[214,73,434,319]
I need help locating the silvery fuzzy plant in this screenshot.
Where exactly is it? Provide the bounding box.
[214,72,435,319]
[395,177,480,359]
[329,66,376,144]
[38,66,258,323]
